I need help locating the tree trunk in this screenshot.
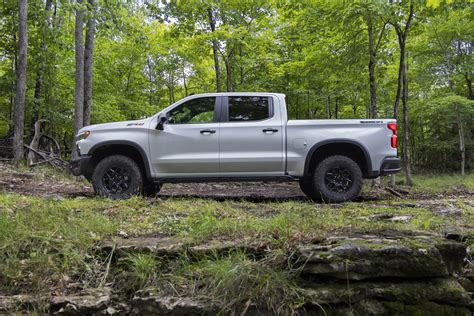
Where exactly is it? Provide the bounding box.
[224,57,233,92]
[182,63,188,96]
[326,96,331,119]
[402,55,413,186]
[29,0,52,142]
[367,17,377,119]
[72,0,84,159]
[30,74,42,141]
[168,73,175,104]
[12,0,28,164]
[393,37,404,120]
[207,8,221,92]
[83,0,95,127]
[239,44,244,86]
[27,119,48,166]
[465,72,473,100]
[455,102,465,176]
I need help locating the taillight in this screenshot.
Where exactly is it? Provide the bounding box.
[388,123,397,148]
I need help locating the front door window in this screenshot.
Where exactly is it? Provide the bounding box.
[168,97,216,124]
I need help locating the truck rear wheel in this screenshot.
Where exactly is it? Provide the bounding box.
[143,182,162,197]
[92,155,143,199]
[311,155,362,203]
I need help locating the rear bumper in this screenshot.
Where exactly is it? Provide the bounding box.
[70,155,92,176]
[380,157,401,175]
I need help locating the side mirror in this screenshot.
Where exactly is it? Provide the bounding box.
[156,116,167,131]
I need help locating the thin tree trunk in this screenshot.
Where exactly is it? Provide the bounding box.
[465,73,473,100]
[30,0,52,141]
[224,57,233,92]
[335,97,338,119]
[207,8,221,92]
[239,44,244,86]
[391,0,414,186]
[30,74,42,141]
[83,0,95,127]
[402,55,413,186]
[393,38,404,120]
[367,16,377,119]
[168,73,175,104]
[455,102,465,176]
[12,0,28,164]
[72,0,84,159]
[27,119,48,166]
[182,63,188,97]
[326,96,331,119]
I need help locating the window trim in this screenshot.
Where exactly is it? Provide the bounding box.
[165,96,222,125]
[221,96,274,123]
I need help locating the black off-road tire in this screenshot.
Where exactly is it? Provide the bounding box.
[143,182,162,197]
[92,155,143,199]
[312,155,363,203]
[299,177,316,198]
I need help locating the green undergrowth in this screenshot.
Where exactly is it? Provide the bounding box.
[0,175,473,299]
[0,194,115,294]
[391,172,474,193]
[120,250,304,314]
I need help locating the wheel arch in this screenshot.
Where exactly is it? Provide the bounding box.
[85,140,152,181]
[303,139,372,177]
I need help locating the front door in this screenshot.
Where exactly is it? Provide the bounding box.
[219,95,284,176]
[149,96,220,177]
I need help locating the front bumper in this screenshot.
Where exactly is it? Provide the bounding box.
[70,155,92,176]
[380,157,401,175]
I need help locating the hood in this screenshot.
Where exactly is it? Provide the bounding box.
[78,118,151,134]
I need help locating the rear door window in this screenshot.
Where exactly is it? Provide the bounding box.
[228,96,271,122]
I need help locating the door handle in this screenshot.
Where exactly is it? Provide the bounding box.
[262,128,278,133]
[200,129,216,135]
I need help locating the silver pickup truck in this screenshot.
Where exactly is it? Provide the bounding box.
[70,92,400,202]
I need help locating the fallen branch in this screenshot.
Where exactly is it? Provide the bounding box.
[27,119,49,166]
[23,144,68,171]
[386,187,402,198]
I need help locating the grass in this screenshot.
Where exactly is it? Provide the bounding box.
[0,171,473,312]
[129,250,304,314]
[388,172,474,193]
[0,194,115,294]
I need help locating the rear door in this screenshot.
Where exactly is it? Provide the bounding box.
[219,95,284,176]
[149,96,221,177]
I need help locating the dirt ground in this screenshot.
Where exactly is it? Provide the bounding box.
[0,161,471,202]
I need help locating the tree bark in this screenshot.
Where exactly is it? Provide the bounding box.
[72,0,84,159]
[12,0,28,164]
[207,8,221,92]
[83,0,95,127]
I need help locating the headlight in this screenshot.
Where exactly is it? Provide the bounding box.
[77,131,91,141]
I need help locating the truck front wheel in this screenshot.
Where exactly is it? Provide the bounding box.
[299,178,316,197]
[92,155,143,199]
[311,155,363,203]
